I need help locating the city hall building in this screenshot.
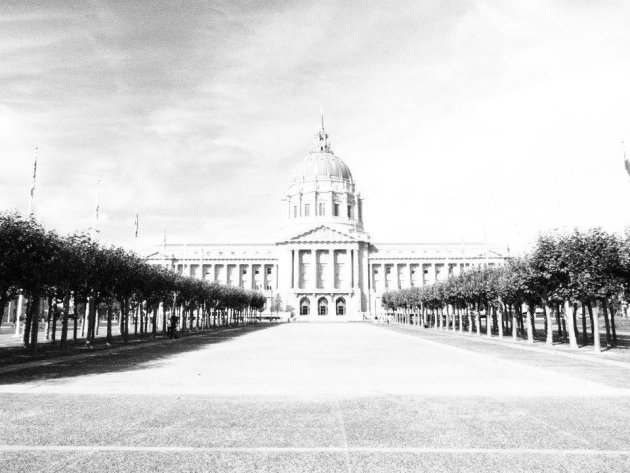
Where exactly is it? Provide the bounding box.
[149,121,505,320]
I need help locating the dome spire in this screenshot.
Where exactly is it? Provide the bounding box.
[314,111,332,153]
[320,108,325,133]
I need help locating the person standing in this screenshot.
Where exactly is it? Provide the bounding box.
[169,312,179,339]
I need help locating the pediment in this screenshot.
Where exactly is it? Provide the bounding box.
[283,225,359,244]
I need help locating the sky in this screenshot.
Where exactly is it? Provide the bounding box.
[1,0,630,254]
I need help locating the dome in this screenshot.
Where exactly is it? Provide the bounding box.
[293,152,353,183]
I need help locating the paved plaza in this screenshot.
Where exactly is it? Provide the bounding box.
[2,322,630,472]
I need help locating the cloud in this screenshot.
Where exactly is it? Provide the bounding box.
[1,0,630,253]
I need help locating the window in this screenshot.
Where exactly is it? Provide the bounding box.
[336,298,346,316]
[255,269,260,275]
[347,205,352,218]
[266,267,272,275]
[266,284,272,291]
[304,203,310,217]
[318,202,325,216]
[300,297,310,315]
[293,206,297,218]
[333,203,340,217]
[318,297,328,316]
[242,268,247,275]
[386,267,391,274]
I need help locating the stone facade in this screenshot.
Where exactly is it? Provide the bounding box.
[148,121,505,321]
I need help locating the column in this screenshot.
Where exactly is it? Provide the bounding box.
[405,263,412,289]
[352,249,359,289]
[328,249,335,289]
[275,263,279,290]
[293,250,299,289]
[248,264,254,290]
[361,247,369,313]
[312,249,318,290]
[346,250,353,289]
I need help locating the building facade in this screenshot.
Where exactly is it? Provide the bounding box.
[149,121,505,321]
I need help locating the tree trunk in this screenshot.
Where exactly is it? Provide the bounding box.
[571,302,579,342]
[475,306,480,336]
[44,295,53,340]
[89,297,98,342]
[512,304,518,341]
[106,304,113,343]
[587,301,600,353]
[544,305,553,346]
[581,302,588,346]
[23,299,32,347]
[134,305,139,336]
[601,299,611,349]
[162,304,167,335]
[60,294,70,351]
[144,305,149,334]
[564,300,578,349]
[152,307,157,337]
[0,292,7,329]
[51,298,58,344]
[526,305,534,343]
[29,292,41,355]
[73,302,78,342]
[123,299,130,343]
[610,303,618,347]
[486,305,492,337]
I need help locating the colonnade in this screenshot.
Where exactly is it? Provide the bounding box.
[291,248,356,290]
[174,261,278,292]
[370,261,486,293]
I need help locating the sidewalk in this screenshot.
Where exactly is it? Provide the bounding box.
[379,321,630,367]
[0,323,274,373]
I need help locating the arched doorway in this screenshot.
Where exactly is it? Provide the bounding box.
[336,297,346,316]
[318,297,328,316]
[300,297,310,316]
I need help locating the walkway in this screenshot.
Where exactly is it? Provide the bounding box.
[2,322,630,472]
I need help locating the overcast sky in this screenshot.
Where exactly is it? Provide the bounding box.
[2,0,630,253]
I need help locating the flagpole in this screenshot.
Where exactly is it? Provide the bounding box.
[91,179,100,241]
[16,147,38,337]
[27,146,38,218]
[134,211,139,254]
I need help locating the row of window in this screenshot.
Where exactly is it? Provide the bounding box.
[241,267,273,275]
[293,203,354,218]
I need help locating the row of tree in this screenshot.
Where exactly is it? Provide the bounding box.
[0,212,267,354]
[381,228,630,352]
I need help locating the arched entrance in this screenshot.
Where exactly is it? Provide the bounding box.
[300,297,310,316]
[336,297,346,316]
[318,297,328,316]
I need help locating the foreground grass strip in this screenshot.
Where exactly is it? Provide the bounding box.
[1,446,630,455]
